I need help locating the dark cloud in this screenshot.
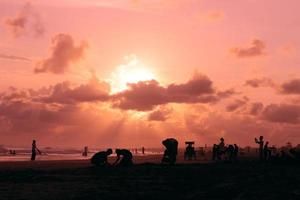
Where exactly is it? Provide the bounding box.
[0,53,30,61]
[231,39,266,58]
[34,33,88,74]
[112,74,230,111]
[245,77,274,88]
[280,79,300,95]
[148,107,172,121]
[4,1,45,38]
[248,102,264,116]
[226,99,247,112]
[262,104,300,124]
[35,75,110,104]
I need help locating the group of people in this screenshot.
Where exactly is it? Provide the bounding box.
[212,138,239,162]
[90,138,179,166]
[29,136,300,165]
[91,148,133,167]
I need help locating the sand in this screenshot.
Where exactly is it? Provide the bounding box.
[0,155,300,200]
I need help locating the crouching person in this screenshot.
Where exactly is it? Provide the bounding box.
[91,148,113,166]
[113,149,133,167]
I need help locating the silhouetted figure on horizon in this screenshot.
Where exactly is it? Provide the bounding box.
[233,144,239,161]
[212,144,218,161]
[113,149,133,167]
[142,147,145,155]
[91,149,113,166]
[264,142,271,160]
[255,136,264,160]
[82,146,88,157]
[289,148,300,160]
[184,142,196,160]
[31,140,41,161]
[218,138,226,157]
[227,144,235,162]
[162,138,178,165]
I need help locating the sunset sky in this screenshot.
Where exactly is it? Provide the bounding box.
[1,0,300,148]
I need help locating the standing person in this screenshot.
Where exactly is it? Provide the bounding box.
[113,149,133,167]
[255,136,264,160]
[264,142,271,161]
[233,144,239,161]
[142,147,145,155]
[31,140,41,161]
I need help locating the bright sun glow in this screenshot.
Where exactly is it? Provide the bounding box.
[111,55,155,93]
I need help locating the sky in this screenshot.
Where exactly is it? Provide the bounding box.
[1,0,300,148]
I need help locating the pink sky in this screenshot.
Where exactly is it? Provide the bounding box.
[0,0,300,148]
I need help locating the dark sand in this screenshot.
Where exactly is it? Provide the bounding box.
[0,155,300,200]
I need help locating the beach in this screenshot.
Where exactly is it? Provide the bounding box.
[0,154,300,200]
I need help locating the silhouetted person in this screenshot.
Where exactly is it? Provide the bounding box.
[264,142,271,160]
[113,149,133,167]
[31,140,41,161]
[184,143,196,160]
[233,144,239,161]
[82,146,88,157]
[91,149,113,166]
[255,136,264,160]
[142,147,145,155]
[227,144,235,162]
[212,144,218,161]
[162,138,178,165]
[219,138,226,155]
[289,148,300,160]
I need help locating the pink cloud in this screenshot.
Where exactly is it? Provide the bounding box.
[231,39,266,58]
[262,104,300,124]
[112,74,231,111]
[280,79,300,95]
[34,33,88,74]
[3,1,44,38]
[245,77,274,88]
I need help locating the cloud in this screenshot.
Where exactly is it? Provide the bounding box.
[280,79,300,95]
[196,10,223,22]
[35,75,110,104]
[0,53,30,61]
[226,99,247,112]
[34,33,88,74]
[3,1,45,38]
[245,77,275,88]
[248,102,264,116]
[111,73,230,111]
[148,106,172,121]
[262,104,300,124]
[231,39,266,58]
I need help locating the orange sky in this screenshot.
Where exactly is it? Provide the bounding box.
[1,0,300,148]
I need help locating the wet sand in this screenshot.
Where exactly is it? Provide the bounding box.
[0,155,300,200]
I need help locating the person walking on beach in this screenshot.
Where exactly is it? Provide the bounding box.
[255,136,264,160]
[113,149,133,167]
[31,140,41,161]
[91,149,113,166]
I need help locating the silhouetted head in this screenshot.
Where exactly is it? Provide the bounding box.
[32,140,36,144]
[220,138,224,142]
[266,141,269,145]
[259,136,263,140]
[106,148,113,155]
[115,149,121,154]
[234,144,238,147]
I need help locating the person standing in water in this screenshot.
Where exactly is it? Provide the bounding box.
[31,140,41,161]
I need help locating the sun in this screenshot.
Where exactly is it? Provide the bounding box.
[110,55,155,93]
